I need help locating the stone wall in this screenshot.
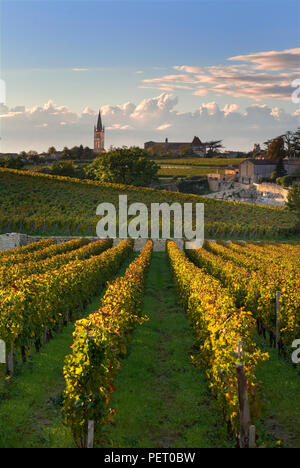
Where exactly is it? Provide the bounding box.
[253,183,289,201]
[0,233,99,252]
[0,233,25,251]
[0,233,184,252]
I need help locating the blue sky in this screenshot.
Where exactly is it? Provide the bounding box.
[0,0,299,152]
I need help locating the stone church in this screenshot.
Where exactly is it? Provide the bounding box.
[94,110,105,153]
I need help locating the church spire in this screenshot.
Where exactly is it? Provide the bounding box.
[94,108,105,153]
[96,110,103,131]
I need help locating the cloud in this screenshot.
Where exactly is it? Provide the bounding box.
[143,74,199,85]
[72,68,89,72]
[194,88,208,96]
[130,93,178,121]
[141,48,300,101]
[157,123,172,131]
[106,124,133,131]
[0,94,299,153]
[228,48,300,71]
[173,65,202,73]
[223,104,239,116]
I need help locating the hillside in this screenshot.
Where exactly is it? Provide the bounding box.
[0,168,297,239]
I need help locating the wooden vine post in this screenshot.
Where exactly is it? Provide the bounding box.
[236,363,250,448]
[0,340,14,376]
[236,341,255,448]
[86,420,94,449]
[0,340,5,365]
[6,349,14,375]
[42,326,48,345]
[0,340,6,379]
[276,291,281,350]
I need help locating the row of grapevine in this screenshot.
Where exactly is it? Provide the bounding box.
[0,237,90,267]
[63,240,153,447]
[224,241,300,271]
[186,245,251,308]
[0,239,133,368]
[0,168,298,239]
[0,239,112,288]
[0,238,54,258]
[189,242,300,352]
[166,240,268,435]
[0,214,295,240]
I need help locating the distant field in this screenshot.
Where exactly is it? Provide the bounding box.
[0,168,297,239]
[157,156,241,177]
[153,157,245,167]
[158,166,225,177]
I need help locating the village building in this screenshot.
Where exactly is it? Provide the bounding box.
[0,153,19,159]
[144,137,207,156]
[239,159,300,184]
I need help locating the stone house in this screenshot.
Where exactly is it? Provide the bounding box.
[239,159,300,184]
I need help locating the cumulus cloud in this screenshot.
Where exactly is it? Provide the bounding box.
[223,104,239,116]
[0,94,299,153]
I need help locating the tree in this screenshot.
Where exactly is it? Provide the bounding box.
[291,128,300,158]
[48,146,57,155]
[86,147,159,187]
[204,140,223,157]
[283,131,294,158]
[286,184,300,230]
[66,145,92,160]
[50,160,76,177]
[83,146,93,159]
[145,144,167,158]
[62,146,72,159]
[267,136,285,160]
[179,145,193,157]
[275,158,287,178]
[26,152,40,164]
[263,138,273,152]
[2,156,24,169]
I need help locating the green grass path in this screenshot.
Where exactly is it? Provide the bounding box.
[253,335,300,448]
[100,252,233,448]
[0,253,137,448]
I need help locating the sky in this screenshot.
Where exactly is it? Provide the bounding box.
[0,0,300,153]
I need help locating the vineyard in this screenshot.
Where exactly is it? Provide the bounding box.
[0,168,298,239]
[0,237,299,448]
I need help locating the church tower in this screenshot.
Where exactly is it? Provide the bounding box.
[94,110,105,153]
